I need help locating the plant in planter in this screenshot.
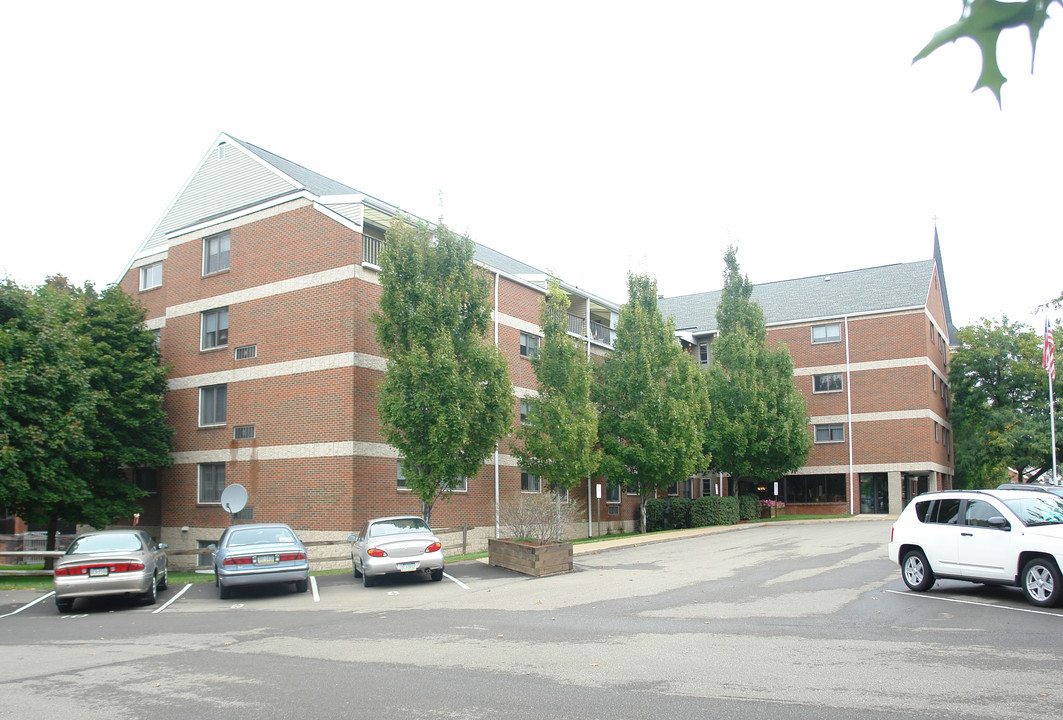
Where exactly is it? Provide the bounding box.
[760,498,786,518]
[490,492,583,576]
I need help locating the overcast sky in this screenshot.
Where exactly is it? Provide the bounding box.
[1,1,1059,331]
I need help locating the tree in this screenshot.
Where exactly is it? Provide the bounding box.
[950,317,1060,487]
[0,279,171,558]
[372,217,513,526]
[594,272,709,534]
[704,246,810,486]
[915,0,1062,106]
[514,279,600,539]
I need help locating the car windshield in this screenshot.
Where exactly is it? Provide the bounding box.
[1002,495,1063,526]
[227,527,298,547]
[67,534,143,554]
[369,518,430,537]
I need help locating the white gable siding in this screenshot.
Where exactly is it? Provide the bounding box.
[323,203,364,228]
[138,144,296,256]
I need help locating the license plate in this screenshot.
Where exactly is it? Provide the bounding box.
[397,562,417,572]
[88,567,108,577]
[255,554,278,565]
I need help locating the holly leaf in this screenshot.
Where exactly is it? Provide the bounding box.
[913,0,1058,106]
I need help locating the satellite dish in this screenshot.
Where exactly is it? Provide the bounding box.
[220,484,248,515]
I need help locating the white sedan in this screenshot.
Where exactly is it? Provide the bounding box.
[349,516,444,587]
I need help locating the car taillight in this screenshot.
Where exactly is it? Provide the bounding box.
[279,552,307,562]
[223,556,253,565]
[890,527,894,542]
[425,542,441,553]
[367,548,387,557]
[55,562,145,575]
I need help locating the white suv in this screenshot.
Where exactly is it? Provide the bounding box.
[888,488,1063,607]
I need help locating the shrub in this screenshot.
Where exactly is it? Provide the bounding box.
[738,495,761,522]
[669,498,692,529]
[692,496,740,526]
[720,496,740,525]
[499,491,585,544]
[645,498,667,532]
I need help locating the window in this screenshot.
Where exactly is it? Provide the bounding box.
[139,262,162,290]
[201,307,229,349]
[553,486,570,503]
[197,540,215,568]
[697,340,712,366]
[134,468,158,494]
[813,373,843,393]
[521,470,541,492]
[814,423,844,443]
[934,423,940,442]
[199,384,227,426]
[666,482,679,496]
[928,498,961,524]
[520,332,540,359]
[965,499,1007,529]
[606,483,621,504]
[932,372,938,391]
[151,328,161,349]
[234,425,255,440]
[811,323,841,344]
[520,398,532,424]
[203,231,231,275]
[397,459,408,490]
[198,463,225,503]
[446,475,468,493]
[701,477,715,496]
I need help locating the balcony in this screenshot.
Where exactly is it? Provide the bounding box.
[568,313,615,347]
[363,236,383,266]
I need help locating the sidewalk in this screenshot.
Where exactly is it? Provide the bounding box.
[571,513,894,556]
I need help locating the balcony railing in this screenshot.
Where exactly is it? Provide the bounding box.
[567,313,615,347]
[363,236,383,266]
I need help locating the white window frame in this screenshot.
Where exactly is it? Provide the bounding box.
[814,423,845,443]
[520,398,532,425]
[201,307,229,350]
[139,262,162,290]
[811,323,842,344]
[397,459,409,490]
[203,231,231,275]
[520,332,540,359]
[199,384,227,427]
[606,483,621,504]
[521,470,541,493]
[813,373,843,394]
[198,462,225,504]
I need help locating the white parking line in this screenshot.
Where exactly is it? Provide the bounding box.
[444,572,469,590]
[0,591,55,618]
[310,576,320,602]
[152,583,191,614]
[883,589,1063,617]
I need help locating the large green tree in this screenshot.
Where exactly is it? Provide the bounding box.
[0,278,171,555]
[594,272,709,534]
[704,246,810,485]
[950,317,1060,487]
[514,279,600,537]
[372,218,513,526]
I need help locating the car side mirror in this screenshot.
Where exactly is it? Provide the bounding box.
[988,517,1010,530]
[208,543,217,551]
[158,543,169,550]
[347,534,357,542]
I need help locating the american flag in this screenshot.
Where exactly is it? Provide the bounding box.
[1046,320,1056,382]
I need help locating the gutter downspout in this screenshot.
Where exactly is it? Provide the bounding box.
[494,270,501,539]
[844,315,855,515]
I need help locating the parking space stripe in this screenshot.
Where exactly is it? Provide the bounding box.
[883,589,1063,617]
[1,591,55,619]
[152,583,192,614]
[444,572,469,590]
[311,576,320,602]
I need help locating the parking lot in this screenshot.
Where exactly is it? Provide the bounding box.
[4,519,1063,720]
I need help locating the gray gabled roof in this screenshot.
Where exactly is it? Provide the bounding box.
[228,137,360,197]
[658,259,944,337]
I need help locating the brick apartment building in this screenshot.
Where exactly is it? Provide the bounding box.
[658,243,957,516]
[118,134,622,568]
[117,133,954,567]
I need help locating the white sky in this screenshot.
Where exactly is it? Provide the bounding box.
[1,1,1060,330]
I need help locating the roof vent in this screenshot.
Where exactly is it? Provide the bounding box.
[824,276,831,282]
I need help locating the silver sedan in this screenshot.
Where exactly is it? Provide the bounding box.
[213,523,310,599]
[53,529,168,613]
[349,516,445,587]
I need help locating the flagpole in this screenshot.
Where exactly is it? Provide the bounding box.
[1047,318,1058,483]
[1051,377,1058,484]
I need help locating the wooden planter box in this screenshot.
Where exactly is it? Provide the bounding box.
[488,538,573,577]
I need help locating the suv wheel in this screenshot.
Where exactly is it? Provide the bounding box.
[1022,557,1062,607]
[901,549,935,592]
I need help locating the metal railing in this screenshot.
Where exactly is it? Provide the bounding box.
[567,314,614,347]
[363,236,383,266]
